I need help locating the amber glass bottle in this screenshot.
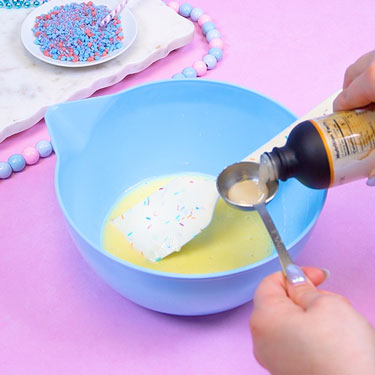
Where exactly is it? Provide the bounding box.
[260,108,375,189]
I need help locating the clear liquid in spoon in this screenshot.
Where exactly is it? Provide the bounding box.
[228,179,268,206]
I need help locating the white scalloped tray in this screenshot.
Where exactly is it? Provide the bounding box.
[0,0,194,143]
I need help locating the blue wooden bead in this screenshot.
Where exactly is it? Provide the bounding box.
[0,162,12,179]
[172,73,186,79]
[203,54,217,70]
[209,47,223,61]
[206,29,221,42]
[179,3,192,17]
[190,7,203,21]
[8,154,26,172]
[201,21,216,36]
[36,139,53,157]
[182,67,197,78]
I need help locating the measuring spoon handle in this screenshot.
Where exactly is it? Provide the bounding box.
[255,203,294,275]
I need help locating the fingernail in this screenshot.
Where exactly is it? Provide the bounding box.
[286,264,307,285]
[366,177,375,186]
[322,268,331,280]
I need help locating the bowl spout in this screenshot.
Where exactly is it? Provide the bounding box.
[45,96,112,159]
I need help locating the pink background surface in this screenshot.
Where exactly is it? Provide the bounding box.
[1,1,375,374]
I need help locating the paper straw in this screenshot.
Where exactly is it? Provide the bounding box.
[99,0,129,27]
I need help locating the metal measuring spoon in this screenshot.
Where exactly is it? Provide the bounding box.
[217,161,294,275]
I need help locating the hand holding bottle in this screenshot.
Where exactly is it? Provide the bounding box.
[250,266,375,375]
[333,51,375,111]
[263,50,375,189]
[333,50,375,186]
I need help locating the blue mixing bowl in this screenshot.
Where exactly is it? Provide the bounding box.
[45,79,326,316]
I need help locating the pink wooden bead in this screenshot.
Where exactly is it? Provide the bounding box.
[209,38,224,49]
[198,14,212,27]
[23,147,40,165]
[168,1,179,12]
[193,61,207,77]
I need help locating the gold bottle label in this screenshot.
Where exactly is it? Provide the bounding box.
[311,108,375,186]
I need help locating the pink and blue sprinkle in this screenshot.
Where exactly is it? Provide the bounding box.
[32,1,124,62]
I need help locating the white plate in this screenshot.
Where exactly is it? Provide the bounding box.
[21,0,137,67]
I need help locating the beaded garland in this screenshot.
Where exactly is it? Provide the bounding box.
[0,140,53,179]
[0,1,223,180]
[0,0,46,9]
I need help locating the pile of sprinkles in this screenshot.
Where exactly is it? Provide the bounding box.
[32,1,124,62]
[1,2,225,180]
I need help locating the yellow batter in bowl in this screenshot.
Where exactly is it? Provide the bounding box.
[102,175,274,274]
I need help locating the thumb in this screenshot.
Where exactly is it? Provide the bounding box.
[285,264,324,310]
[366,168,375,186]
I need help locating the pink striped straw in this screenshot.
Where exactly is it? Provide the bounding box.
[99,0,130,27]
